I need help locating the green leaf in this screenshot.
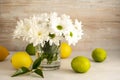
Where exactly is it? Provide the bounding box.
[32,56,43,69]
[11,67,30,77]
[34,69,44,78]
[40,41,60,64]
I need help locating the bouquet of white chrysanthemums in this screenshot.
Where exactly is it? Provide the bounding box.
[13,12,83,47]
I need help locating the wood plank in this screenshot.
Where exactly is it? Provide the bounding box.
[0,0,120,51]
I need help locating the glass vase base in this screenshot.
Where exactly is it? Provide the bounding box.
[39,61,60,70]
[40,65,60,71]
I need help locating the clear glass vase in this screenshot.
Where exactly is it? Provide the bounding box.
[35,41,60,70]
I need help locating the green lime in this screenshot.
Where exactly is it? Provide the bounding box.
[26,43,35,55]
[71,56,91,73]
[92,48,107,62]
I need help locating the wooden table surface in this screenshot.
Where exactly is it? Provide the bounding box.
[0,51,120,80]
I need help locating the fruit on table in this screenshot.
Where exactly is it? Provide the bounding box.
[60,42,72,59]
[0,46,9,61]
[26,43,35,55]
[71,56,91,73]
[11,52,33,69]
[92,48,107,62]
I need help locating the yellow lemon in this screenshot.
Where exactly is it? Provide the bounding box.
[60,42,72,59]
[11,52,33,69]
[0,46,9,61]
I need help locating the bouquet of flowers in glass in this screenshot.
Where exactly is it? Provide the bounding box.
[13,12,83,76]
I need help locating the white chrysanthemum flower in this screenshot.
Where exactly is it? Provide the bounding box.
[48,33,63,46]
[61,14,73,29]
[49,12,61,34]
[31,14,49,27]
[22,18,34,41]
[74,19,84,37]
[65,28,82,45]
[50,12,73,36]
[13,19,32,41]
[40,13,50,22]
[28,25,49,46]
[13,20,24,39]
[75,19,83,31]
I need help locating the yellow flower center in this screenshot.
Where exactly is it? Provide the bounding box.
[38,32,41,36]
